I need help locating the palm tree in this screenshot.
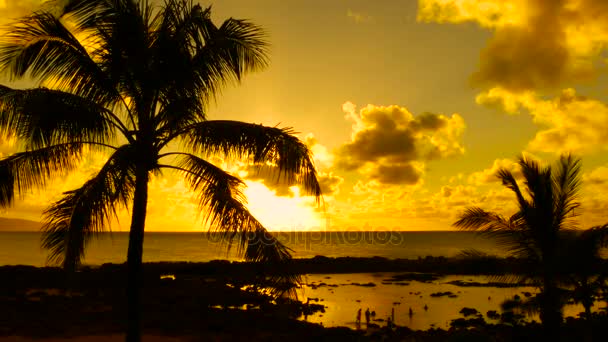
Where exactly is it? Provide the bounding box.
[454,154,582,338]
[496,226,608,329]
[0,1,321,341]
[560,226,608,321]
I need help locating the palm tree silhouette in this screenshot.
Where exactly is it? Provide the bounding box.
[454,155,582,338]
[560,226,608,321]
[0,1,321,341]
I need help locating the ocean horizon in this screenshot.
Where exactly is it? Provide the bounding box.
[0,231,501,267]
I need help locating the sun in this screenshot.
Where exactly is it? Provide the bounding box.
[243,181,323,231]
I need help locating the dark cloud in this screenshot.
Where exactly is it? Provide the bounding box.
[335,103,465,186]
[472,23,576,91]
[412,112,448,131]
[470,0,596,91]
[337,128,417,170]
[318,172,344,195]
[419,0,608,91]
[370,164,422,185]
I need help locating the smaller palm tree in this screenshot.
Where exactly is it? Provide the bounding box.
[560,226,608,320]
[454,154,582,337]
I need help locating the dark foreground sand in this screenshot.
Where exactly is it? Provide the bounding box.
[1,258,608,341]
[0,336,186,342]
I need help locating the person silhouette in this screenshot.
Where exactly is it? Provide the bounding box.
[356,308,361,324]
[365,308,371,326]
[409,307,413,316]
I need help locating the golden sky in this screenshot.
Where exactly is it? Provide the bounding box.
[3,0,608,231]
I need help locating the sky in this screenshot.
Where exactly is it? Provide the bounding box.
[3,0,608,231]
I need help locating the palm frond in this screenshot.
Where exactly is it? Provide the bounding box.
[216,17,269,79]
[518,156,552,220]
[154,89,204,140]
[454,207,513,232]
[171,153,301,296]
[151,2,268,133]
[41,144,137,270]
[62,0,153,113]
[149,2,210,131]
[243,229,301,298]
[497,167,529,213]
[172,154,296,260]
[181,120,322,200]
[0,142,86,208]
[552,154,581,230]
[515,156,563,261]
[0,10,117,105]
[60,0,117,31]
[174,153,261,248]
[184,6,269,97]
[454,207,539,260]
[0,86,118,148]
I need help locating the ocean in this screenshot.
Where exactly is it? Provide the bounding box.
[0,231,501,267]
[0,231,592,329]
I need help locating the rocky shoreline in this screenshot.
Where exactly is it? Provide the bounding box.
[1,257,607,341]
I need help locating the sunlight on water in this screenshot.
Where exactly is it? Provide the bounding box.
[298,273,595,331]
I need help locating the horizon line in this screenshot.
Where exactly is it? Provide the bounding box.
[0,229,461,233]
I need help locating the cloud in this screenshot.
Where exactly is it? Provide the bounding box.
[584,166,608,185]
[578,164,608,227]
[317,172,344,196]
[336,102,465,185]
[320,158,526,229]
[418,0,608,91]
[303,134,334,170]
[477,87,608,154]
[369,163,424,185]
[341,180,515,226]
[347,9,372,23]
[421,182,516,219]
[468,158,521,185]
[417,0,527,27]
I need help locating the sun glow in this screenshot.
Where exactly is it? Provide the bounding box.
[242,181,323,231]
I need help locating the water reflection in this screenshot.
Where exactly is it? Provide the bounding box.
[298,273,589,331]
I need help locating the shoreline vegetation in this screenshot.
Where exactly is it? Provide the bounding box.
[2,256,608,341]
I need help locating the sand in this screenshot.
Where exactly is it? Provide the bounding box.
[0,336,190,342]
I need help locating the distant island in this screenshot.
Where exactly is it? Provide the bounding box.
[0,217,41,231]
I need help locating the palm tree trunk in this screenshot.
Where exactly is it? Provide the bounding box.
[583,301,593,342]
[540,278,562,340]
[583,301,592,321]
[125,166,149,342]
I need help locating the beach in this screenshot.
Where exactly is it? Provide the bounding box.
[1,258,606,341]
